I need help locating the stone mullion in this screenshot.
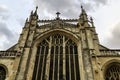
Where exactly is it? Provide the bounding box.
[45,36,52,80]
[73,46,76,80]
[40,46,46,80]
[68,46,71,80]
[77,44,85,80]
[63,36,66,80]
[52,46,55,80]
[57,46,60,80]
[35,46,42,80]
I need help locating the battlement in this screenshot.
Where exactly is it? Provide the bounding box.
[92,49,120,57]
[0,51,21,58]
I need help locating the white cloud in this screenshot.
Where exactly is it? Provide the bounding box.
[0,4,9,13]
[104,22,120,49]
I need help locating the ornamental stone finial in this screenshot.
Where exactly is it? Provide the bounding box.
[56,12,60,19]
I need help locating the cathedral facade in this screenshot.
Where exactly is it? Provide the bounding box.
[0,7,120,80]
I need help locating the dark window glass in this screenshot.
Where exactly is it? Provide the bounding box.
[0,66,6,80]
[32,34,80,80]
[105,63,120,80]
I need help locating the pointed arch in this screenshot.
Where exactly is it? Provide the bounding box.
[105,62,120,80]
[102,59,120,80]
[33,29,80,48]
[32,31,81,80]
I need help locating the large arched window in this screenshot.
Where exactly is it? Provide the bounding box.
[105,62,120,80]
[0,66,6,80]
[32,33,80,80]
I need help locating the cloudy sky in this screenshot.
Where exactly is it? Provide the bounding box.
[0,0,120,50]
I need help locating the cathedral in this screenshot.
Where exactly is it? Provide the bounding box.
[0,6,120,80]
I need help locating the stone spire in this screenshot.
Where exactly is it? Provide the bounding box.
[34,6,38,15]
[30,10,33,15]
[79,5,89,28]
[80,5,88,21]
[28,6,38,21]
[90,17,95,27]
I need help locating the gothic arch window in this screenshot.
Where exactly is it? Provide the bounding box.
[32,33,80,80]
[105,62,120,80]
[0,66,6,80]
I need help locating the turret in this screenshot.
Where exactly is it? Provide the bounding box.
[79,6,90,28]
[18,6,39,50]
[25,6,38,32]
[80,6,88,21]
[79,6,97,51]
[24,6,39,47]
[15,7,39,80]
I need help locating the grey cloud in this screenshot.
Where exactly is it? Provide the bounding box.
[0,5,14,50]
[0,22,17,50]
[104,22,120,49]
[36,0,73,11]
[0,22,14,39]
[35,0,77,18]
[91,0,108,5]
[34,0,109,19]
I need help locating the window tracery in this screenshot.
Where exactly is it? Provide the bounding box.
[105,62,120,80]
[32,33,80,80]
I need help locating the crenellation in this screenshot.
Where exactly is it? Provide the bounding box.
[0,51,20,58]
